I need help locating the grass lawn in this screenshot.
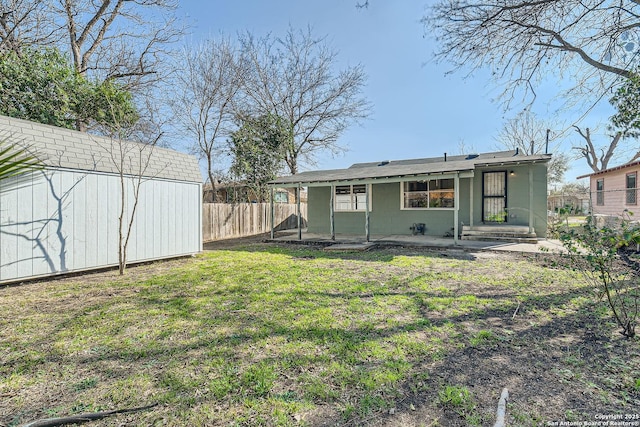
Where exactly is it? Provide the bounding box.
[1,242,639,426]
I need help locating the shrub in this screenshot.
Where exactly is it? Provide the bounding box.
[560,214,640,338]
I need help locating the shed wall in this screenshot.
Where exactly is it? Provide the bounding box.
[0,168,201,283]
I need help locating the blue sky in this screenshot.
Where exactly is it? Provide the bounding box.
[177,0,612,182]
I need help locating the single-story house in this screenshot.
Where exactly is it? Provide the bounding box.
[0,115,202,284]
[269,150,551,243]
[577,161,640,218]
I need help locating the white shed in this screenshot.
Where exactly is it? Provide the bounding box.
[0,115,202,283]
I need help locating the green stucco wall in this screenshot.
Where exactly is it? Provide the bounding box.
[307,163,548,238]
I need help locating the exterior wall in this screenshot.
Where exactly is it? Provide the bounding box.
[307,179,472,237]
[307,162,548,238]
[589,166,640,217]
[0,168,202,283]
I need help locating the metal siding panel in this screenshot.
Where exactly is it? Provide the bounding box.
[124,176,138,262]
[167,181,177,255]
[106,175,119,266]
[183,183,194,253]
[58,172,78,271]
[71,173,87,270]
[0,176,19,281]
[45,171,65,274]
[135,179,150,261]
[144,179,155,260]
[133,180,144,261]
[152,180,162,259]
[84,173,99,269]
[31,173,52,276]
[15,173,34,279]
[95,174,109,267]
[161,181,169,257]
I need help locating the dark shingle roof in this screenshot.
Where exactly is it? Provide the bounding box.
[271,150,551,185]
[0,115,202,183]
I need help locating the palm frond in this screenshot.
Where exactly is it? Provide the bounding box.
[0,142,42,181]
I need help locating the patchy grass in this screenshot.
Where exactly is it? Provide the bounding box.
[1,243,639,426]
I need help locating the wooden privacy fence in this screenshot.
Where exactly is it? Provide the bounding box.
[203,203,307,242]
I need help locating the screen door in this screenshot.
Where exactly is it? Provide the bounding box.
[483,171,507,222]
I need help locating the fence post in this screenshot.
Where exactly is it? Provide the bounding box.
[270,187,275,239]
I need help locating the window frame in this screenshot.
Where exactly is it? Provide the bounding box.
[627,172,637,205]
[333,184,371,212]
[596,178,604,206]
[400,179,455,210]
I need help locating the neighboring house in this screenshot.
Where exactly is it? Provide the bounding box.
[0,115,202,284]
[577,161,640,218]
[270,150,551,243]
[204,182,307,204]
[547,192,590,214]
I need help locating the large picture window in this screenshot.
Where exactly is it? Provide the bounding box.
[402,179,454,209]
[334,184,369,211]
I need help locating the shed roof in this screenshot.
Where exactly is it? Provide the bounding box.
[270,150,551,186]
[0,115,202,183]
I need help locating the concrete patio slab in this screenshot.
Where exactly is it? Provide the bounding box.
[268,230,567,254]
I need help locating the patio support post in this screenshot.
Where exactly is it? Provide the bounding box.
[270,186,275,239]
[454,173,460,245]
[297,183,302,240]
[365,183,370,242]
[528,166,534,234]
[330,184,335,240]
[469,177,474,228]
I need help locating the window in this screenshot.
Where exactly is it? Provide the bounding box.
[274,191,289,203]
[596,179,604,206]
[627,173,637,205]
[334,184,369,211]
[402,179,454,209]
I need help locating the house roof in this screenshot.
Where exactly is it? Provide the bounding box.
[576,160,640,180]
[270,150,551,186]
[0,115,202,183]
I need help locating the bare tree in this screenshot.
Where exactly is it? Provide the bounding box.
[426,1,639,109]
[495,111,568,184]
[1,0,184,131]
[59,0,182,87]
[571,127,635,173]
[239,27,371,174]
[172,37,244,200]
[0,0,59,53]
[95,103,166,275]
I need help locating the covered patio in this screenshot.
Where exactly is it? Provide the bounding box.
[268,150,551,245]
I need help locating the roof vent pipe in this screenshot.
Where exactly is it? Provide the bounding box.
[444,152,447,162]
[515,147,519,156]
